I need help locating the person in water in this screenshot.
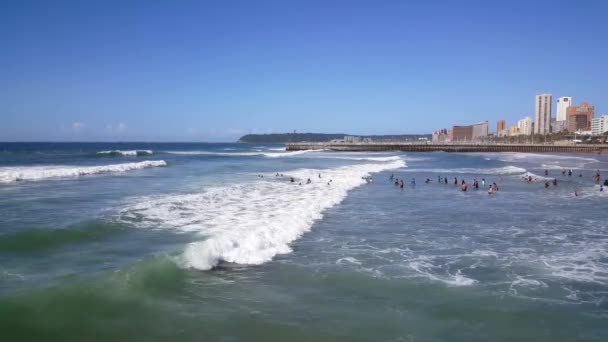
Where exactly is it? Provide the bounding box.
[604,179,608,186]
[454,177,458,186]
[290,177,295,183]
[544,169,549,176]
[493,182,499,191]
[600,185,604,192]
[318,173,322,178]
[411,178,416,187]
[444,178,448,184]
[306,178,312,184]
[553,178,558,186]
[481,178,485,187]
[461,181,468,192]
[425,178,431,184]
[390,174,394,181]
[488,185,494,195]
[400,180,404,189]
[544,181,550,189]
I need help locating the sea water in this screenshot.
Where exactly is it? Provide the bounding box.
[1,143,607,341]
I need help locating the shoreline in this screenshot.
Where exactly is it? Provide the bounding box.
[286,142,608,153]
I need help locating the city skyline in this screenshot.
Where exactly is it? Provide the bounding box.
[1,1,607,142]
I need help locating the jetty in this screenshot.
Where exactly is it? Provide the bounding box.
[286,142,608,153]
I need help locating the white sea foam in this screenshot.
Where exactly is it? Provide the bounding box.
[336,257,362,265]
[324,156,403,162]
[163,149,322,158]
[97,150,153,156]
[0,160,167,183]
[118,159,406,270]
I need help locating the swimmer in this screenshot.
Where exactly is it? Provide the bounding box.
[454,177,458,186]
[307,178,312,184]
[290,177,295,183]
[544,181,550,189]
[411,178,416,187]
[444,178,448,184]
[400,180,404,189]
[553,178,557,186]
[574,191,578,197]
[481,178,486,187]
[579,173,583,178]
[601,185,604,192]
[390,174,394,181]
[493,182,499,191]
[544,169,548,176]
[488,185,494,195]
[318,173,321,178]
[604,179,608,186]
[461,182,468,192]
[425,178,431,184]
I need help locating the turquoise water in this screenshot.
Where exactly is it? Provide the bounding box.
[1,143,607,341]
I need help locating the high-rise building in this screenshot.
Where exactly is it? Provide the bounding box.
[567,102,594,132]
[517,117,533,135]
[496,120,506,134]
[534,94,552,134]
[591,115,608,135]
[556,96,572,122]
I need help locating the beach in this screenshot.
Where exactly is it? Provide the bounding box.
[1,143,607,341]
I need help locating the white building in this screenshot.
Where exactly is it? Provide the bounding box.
[472,121,488,140]
[591,115,608,135]
[556,96,572,122]
[534,94,552,134]
[517,116,533,135]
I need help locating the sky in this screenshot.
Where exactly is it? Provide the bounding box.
[1,0,607,142]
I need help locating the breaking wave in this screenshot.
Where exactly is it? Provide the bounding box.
[117,159,406,270]
[163,150,322,158]
[0,160,167,183]
[97,150,153,156]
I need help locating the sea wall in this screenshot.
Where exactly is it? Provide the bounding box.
[286,143,608,153]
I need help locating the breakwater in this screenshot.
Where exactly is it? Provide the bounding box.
[286,143,608,153]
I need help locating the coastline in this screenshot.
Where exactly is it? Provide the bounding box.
[287,142,608,153]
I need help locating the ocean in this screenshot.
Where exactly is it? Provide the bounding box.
[1,142,607,341]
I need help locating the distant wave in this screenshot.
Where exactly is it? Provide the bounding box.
[96,150,154,157]
[163,149,322,158]
[118,159,406,271]
[0,160,167,183]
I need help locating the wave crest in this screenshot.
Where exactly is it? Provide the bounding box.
[0,160,167,183]
[97,150,153,156]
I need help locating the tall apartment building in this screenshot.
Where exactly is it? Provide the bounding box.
[496,120,506,134]
[591,115,608,135]
[517,117,532,135]
[567,102,594,132]
[556,96,572,122]
[534,94,552,134]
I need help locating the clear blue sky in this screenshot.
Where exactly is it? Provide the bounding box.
[1,0,607,142]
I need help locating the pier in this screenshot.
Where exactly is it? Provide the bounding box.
[286,143,608,153]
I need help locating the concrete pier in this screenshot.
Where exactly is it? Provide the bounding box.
[286,143,608,153]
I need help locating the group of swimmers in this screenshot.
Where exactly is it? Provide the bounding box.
[390,174,499,194]
[278,172,334,186]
